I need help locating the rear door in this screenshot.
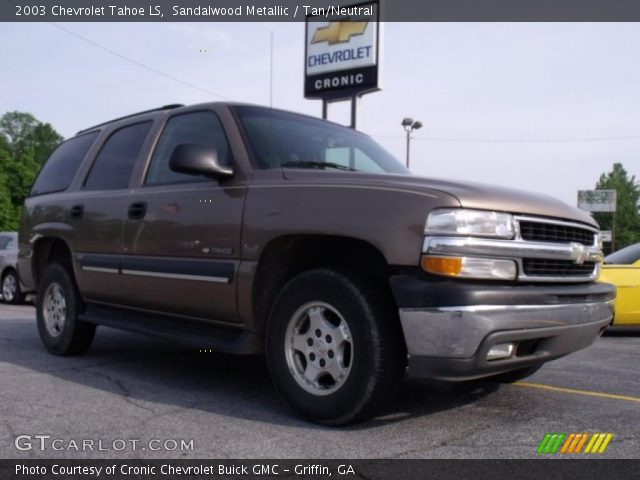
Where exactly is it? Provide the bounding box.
[71,121,154,304]
[120,108,247,324]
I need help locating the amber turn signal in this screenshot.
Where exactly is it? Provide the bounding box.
[421,256,462,276]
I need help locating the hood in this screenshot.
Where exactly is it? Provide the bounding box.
[282,169,598,228]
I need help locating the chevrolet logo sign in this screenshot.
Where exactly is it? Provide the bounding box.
[311,22,368,45]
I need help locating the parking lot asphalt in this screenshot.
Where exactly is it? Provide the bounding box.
[0,304,638,459]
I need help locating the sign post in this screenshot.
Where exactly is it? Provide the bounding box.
[304,1,381,128]
[577,189,617,251]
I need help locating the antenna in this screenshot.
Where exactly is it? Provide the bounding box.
[270,30,274,107]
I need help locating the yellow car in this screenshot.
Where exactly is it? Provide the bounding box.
[599,243,640,326]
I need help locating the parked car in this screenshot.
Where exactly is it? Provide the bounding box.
[1,231,29,304]
[600,243,640,326]
[18,103,614,424]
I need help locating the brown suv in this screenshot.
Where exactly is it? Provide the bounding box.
[18,103,614,424]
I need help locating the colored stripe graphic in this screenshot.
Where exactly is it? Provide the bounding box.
[537,433,566,454]
[549,433,566,453]
[597,434,613,453]
[537,433,553,454]
[560,433,575,453]
[538,433,613,454]
[574,433,589,453]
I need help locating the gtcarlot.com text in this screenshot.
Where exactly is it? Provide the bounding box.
[14,435,194,452]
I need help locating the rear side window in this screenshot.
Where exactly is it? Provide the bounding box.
[30,132,98,196]
[84,122,152,190]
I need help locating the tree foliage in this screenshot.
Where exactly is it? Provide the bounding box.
[0,111,63,165]
[0,111,63,231]
[593,163,640,251]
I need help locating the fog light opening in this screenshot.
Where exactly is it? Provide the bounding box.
[486,342,516,361]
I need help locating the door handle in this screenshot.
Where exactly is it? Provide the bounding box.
[70,204,84,219]
[128,202,147,220]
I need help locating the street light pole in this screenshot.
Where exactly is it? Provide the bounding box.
[401,117,422,169]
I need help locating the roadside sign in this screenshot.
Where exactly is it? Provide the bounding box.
[577,190,617,212]
[304,1,380,100]
[600,230,612,242]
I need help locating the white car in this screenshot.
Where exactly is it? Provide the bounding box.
[0,232,31,304]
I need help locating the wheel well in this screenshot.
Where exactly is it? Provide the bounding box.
[1,266,17,280]
[32,238,73,286]
[252,235,394,334]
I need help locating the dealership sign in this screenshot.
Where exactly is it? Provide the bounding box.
[577,189,617,212]
[304,1,380,100]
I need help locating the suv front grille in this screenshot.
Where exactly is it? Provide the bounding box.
[522,259,597,277]
[519,221,595,246]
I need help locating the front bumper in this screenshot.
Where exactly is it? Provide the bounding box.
[390,275,615,380]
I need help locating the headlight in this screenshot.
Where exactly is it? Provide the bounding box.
[425,208,515,239]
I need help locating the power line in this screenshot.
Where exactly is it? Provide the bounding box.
[50,23,231,101]
[371,133,640,143]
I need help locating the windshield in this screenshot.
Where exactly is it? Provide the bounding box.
[233,106,409,175]
[604,243,640,265]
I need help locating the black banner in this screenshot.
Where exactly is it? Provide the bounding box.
[3,0,640,22]
[1,460,639,480]
[304,66,378,100]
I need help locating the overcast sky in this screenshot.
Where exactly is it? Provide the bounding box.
[2,22,639,205]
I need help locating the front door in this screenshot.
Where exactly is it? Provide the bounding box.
[121,110,246,324]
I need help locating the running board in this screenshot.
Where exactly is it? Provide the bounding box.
[80,304,261,354]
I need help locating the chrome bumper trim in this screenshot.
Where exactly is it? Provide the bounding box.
[399,300,614,358]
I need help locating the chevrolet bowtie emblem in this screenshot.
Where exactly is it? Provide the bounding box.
[570,242,590,264]
[311,22,368,45]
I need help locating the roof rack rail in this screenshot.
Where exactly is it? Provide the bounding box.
[76,104,184,135]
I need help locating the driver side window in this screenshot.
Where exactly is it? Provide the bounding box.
[145,111,232,186]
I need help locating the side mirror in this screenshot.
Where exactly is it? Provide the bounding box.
[169,143,234,179]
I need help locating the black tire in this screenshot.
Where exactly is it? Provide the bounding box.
[2,269,25,304]
[36,263,96,355]
[487,365,542,384]
[266,268,406,425]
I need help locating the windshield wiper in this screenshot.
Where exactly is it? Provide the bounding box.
[281,160,357,172]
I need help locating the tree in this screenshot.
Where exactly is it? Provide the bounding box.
[28,122,65,166]
[0,111,63,165]
[593,163,640,250]
[0,145,18,230]
[0,111,64,231]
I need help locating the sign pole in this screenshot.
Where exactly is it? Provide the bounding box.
[322,100,328,120]
[350,96,359,129]
[612,208,616,252]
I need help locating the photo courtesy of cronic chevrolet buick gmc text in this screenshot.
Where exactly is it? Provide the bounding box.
[18,103,615,425]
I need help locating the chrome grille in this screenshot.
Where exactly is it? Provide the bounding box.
[423,215,603,283]
[519,220,595,246]
[522,259,597,277]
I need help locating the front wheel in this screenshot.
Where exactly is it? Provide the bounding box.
[36,264,96,355]
[2,269,25,304]
[266,269,405,425]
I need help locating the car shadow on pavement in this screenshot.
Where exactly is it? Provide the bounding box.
[0,316,500,430]
[603,327,640,337]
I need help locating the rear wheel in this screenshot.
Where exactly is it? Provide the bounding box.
[266,269,405,425]
[36,264,96,355]
[2,269,24,304]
